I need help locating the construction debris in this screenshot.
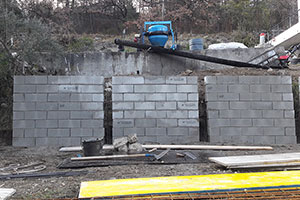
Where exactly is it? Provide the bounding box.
[0,188,16,200]
[113,134,143,153]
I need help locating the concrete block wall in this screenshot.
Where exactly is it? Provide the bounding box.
[205,76,296,145]
[112,76,199,144]
[13,76,105,146]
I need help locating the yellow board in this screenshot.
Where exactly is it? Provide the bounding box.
[79,170,300,198]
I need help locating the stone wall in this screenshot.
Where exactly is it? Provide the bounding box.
[13,76,104,146]
[112,76,199,144]
[205,76,296,144]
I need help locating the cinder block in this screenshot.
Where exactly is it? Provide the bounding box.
[14,85,36,93]
[216,76,239,84]
[13,129,24,137]
[13,120,35,128]
[220,127,242,136]
[25,94,47,102]
[254,136,276,144]
[240,93,261,101]
[167,128,188,136]
[157,119,177,127]
[112,94,123,101]
[94,111,104,119]
[187,76,198,84]
[135,102,155,110]
[48,94,69,102]
[71,111,93,119]
[112,76,123,84]
[207,102,228,110]
[13,138,35,147]
[166,76,186,84]
[271,85,292,93]
[208,119,230,128]
[124,111,145,118]
[122,76,144,84]
[207,111,218,119]
[205,85,227,93]
[81,103,103,110]
[253,119,273,127]
[59,120,80,128]
[188,111,199,118]
[37,85,58,93]
[230,119,252,127]
[93,94,104,102]
[235,136,254,144]
[263,110,283,119]
[25,111,47,120]
[145,94,165,101]
[36,138,59,146]
[59,137,81,146]
[285,111,295,119]
[261,93,282,101]
[25,76,47,84]
[251,102,272,110]
[219,110,240,118]
[281,76,292,84]
[24,129,47,137]
[47,111,69,120]
[48,76,71,84]
[217,93,239,101]
[263,127,284,136]
[205,93,218,101]
[113,128,124,138]
[113,119,134,128]
[35,120,58,128]
[230,102,250,110]
[155,85,176,93]
[58,85,79,93]
[144,76,166,84]
[79,85,103,93]
[14,76,25,85]
[189,128,199,137]
[178,119,199,127]
[113,111,124,119]
[146,128,167,136]
[13,112,24,120]
[239,76,260,84]
[124,94,145,101]
[135,119,156,128]
[134,85,155,93]
[156,102,176,110]
[178,102,198,110]
[70,94,92,102]
[137,136,158,143]
[204,76,216,84]
[242,127,263,136]
[71,76,104,84]
[188,94,198,101]
[275,136,297,144]
[48,129,70,137]
[58,103,80,111]
[112,85,133,93]
[71,128,93,137]
[274,119,295,127]
[81,120,104,128]
[240,110,262,118]
[285,127,296,136]
[273,102,294,110]
[13,94,24,102]
[208,128,220,136]
[177,85,197,93]
[260,76,282,84]
[93,128,105,137]
[283,93,293,101]
[124,128,145,136]
[250,85,270,93]
[167,111,188,119]
[228,85,249,93]
[113,102,134,110]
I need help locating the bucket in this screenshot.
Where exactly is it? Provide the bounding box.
[82,138,104,156]
[189,38,204,51]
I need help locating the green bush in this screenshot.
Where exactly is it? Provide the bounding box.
[67,36,94,52]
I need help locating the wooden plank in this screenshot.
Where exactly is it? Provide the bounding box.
[79,170,300,198]
[0,188,16,200]
[228,161,300,169]
[209,152,300,168]
[59,145,114,152]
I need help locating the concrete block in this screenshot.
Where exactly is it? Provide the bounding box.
[113,102,134,110]
[178,119,199,127]
[261,93,282,101]
[93,94,104,102]
[282,93,293,101]
[58,85,79,93]
[79,85,103,93]
[157,119,177,127]
[36,138,59,146]
[37,102,57,112]
[208,119,230,128]
[14,76,25,85]
[135,102,155,110]
[187,76,198,84]
[71,128,93,137]
[145,94,165,101]
[240,110,262,118]
[47,111,69,120]
[25,76,47,84]
[207,111,218,119]
[13,120,35,128]
[124,94,145,101]
[188,93,198,101]
[207,102,228,110]
[112,76,123,84]
[113,85,134,93]
[251,102,272,110]
[71,76,104,84]
[178,102,198,110]
[37,85,58,93]
[144,76,166,84]
[204,76,216,84]
[124,128,145,136]
[286,127,296,136]
[13,129,24,137]
[167,128,188,136]
[219,110,240,118]
[124,111,145,118]
[254,136,276,144]
[13,138,35,147]
[263,110,283,119]
[59,120,80,128]
[137,136,158,143]
[81,103,103,110]
[240,93,261,101]
[271,85,292,93]
[242,127,263,136]
[205,85,227,93]
[35,120,58,128]
[146,128,167,136]
[228,85,249,93]
[263,128,284,136]
[70,94,92,102]
[217,93,239,101]
[205,93,218,101]
[81,120,104,128]
[273,102,294,110]
[167,111,188,119]
[253,119,273,127]
[71,111,93,119]
[260,76,282,84]
[94,111,104,119]
[48,76,71,84]
[48,129,70,137]
[93,128,105,137]
[166,76,187,84]
[230,119,252,127]
[216,76,239,84]
[25,94,47,102]
[13,103,35,111]
[250,85,271,93]
[59,137,81,146]
[156,102,176,110]
[208,128,220,136]
[281,76,292,84]
[58,103,81,111]
[113,111,124,119]
[220,127,242,136]
[25,111,47,120]
[13,94,24,102]
[276,136,297,144]
[13,112,24,120]
[122,76,144,84]
[113,128,124,138]
[285,111,295,119]
[135,119,156,128]
[113,119,134,128]
[189,128,199,137]
[24,129,47,137]
[112,94,123,101]
[177,85,197,93]
[156,85,176,93]
[239,76,260,84]
[48,94,70,102]
[134,85,155,93]
[230,102,250,110]
[14,85,36,93]
[188,111,199,118]
[274,119,295,127]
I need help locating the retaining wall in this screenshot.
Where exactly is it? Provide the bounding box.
[205,76,296,144]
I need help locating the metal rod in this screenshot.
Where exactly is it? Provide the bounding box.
[115,39,268,69]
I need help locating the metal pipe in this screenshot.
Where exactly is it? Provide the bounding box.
[115,39,268,69]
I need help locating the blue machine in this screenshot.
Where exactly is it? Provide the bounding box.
[142,21,177,50]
